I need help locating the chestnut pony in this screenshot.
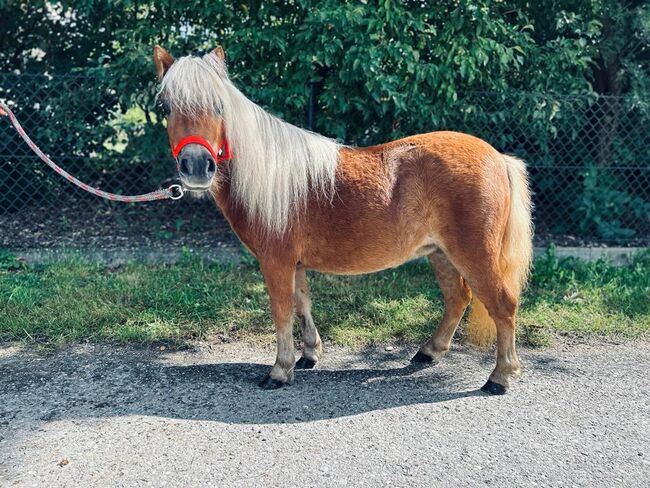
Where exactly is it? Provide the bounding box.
[153,46,533,395]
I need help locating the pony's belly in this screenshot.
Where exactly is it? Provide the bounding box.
[304,238,440,275]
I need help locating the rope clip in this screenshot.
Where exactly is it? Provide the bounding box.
[168,184,185,200]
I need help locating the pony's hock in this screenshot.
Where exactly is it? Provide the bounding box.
[154,45,533,394]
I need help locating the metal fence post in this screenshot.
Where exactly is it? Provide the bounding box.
[307,80,320,131]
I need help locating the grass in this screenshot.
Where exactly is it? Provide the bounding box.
[0,247,648,348]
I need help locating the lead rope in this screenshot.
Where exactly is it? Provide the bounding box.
[0,101,184,202]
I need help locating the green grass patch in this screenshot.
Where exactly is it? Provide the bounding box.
[1,248,648,347]
[519,247,650,342]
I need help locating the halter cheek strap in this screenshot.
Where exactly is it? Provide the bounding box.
[170,135,232,166]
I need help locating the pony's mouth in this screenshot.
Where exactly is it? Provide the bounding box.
[182,183,212,192]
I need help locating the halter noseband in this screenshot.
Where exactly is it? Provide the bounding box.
[170,135,232,166]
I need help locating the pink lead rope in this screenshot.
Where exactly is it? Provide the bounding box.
[0,101,184,202]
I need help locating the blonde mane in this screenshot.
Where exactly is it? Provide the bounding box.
[158,52,340,234]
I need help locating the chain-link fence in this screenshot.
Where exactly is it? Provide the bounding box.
[440,91,650,245]
[1,73,649,252]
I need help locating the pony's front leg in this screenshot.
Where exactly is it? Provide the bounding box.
[259,260,296,389]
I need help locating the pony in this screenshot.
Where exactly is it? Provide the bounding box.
[153,46,533,395]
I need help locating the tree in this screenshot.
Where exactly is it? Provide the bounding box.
[1,1,648,237]
[4,0,643,145]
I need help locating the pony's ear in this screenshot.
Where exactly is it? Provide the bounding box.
[213,46,225,61]
[153,45,174,80]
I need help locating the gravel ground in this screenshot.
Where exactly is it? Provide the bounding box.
[1,341,649,487]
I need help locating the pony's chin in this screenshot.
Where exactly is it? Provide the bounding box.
[183,185,212,199]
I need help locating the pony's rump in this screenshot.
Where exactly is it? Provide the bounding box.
[466,154,533,346]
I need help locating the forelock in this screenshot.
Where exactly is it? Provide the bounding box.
[157,52,228,117]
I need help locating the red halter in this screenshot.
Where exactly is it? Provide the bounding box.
[170,135,232,167]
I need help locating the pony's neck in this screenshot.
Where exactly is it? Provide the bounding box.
[210,164,266,250]
[218,81,341,235]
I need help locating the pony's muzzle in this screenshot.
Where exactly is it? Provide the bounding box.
[177,144,216,190]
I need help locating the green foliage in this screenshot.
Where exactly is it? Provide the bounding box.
[527,246,650,321]
[575,166,650,239]
[0,1,648,240]
[0,249,25,271]
[3,0,639,142]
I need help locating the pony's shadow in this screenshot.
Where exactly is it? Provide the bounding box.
[149,361,482,424]
[3,347,486,426]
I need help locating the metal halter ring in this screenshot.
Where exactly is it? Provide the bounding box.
[168,184,185,200]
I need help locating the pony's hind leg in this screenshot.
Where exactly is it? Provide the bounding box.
[464,270,522,395]
[481,287,521,395]
[294,264,322,369]
[411,250,471,364]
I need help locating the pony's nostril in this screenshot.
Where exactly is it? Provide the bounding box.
[180,158,190,175]
[206,157,216,175]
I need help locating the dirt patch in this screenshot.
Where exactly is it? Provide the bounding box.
[1,194,239,251]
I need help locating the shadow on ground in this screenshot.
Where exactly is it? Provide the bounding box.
[2,342,649,488]
[0,344,540,427]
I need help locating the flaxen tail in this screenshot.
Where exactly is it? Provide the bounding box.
[466,155,534,346]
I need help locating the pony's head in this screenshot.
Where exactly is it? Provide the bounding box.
[153,45,340,234]
[153,45,229,192]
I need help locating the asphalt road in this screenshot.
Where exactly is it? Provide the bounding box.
[1,341,649,487]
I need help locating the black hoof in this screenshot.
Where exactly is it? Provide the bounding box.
[295,357,317,370]
[481,379,507,395]
[410,351,434,364]
[258,375,288,390]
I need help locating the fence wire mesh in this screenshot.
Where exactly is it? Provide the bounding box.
[1,73,648,252]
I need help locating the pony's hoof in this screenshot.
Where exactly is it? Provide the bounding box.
[481,379,507,395]
[259,375,289,390]
[295,357,316,369]
[410,351,434,364]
